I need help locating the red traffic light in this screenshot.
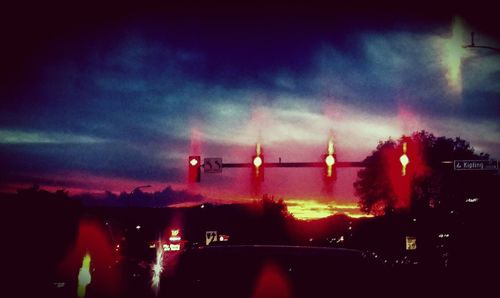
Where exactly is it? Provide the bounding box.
[252,143,264,181]
[252,155,264,181]
[188,155,201,182]
[400,142,409,176]
[323,136,336,180]
[189,158,199,167]
[325,154,335,167]
[253,156,263,168]
[322,153,337,180]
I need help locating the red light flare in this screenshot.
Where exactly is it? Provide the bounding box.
[56,219,120,296]
[396,106,422,137]
[189,126,203,156]
[322,135,336,194]
[252,262,292,298]
[187,125,203,190]
[251,143,264,195]
[383,136,428,209]
[325,136,335,171]
[163,209,184,242]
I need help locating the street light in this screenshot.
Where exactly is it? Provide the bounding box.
[132,185,151,193]
[127,185,151,208]
[463,32,500,52]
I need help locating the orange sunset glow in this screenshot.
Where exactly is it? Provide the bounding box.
[284,199,373,220]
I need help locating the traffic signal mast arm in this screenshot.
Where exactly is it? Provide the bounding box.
[220,161,367,168]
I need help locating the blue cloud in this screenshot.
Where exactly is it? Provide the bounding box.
[1,14,499,192]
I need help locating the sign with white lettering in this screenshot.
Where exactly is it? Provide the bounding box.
[454,160,497,171]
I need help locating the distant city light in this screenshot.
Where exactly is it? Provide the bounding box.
[405,236,417,250]
[136,225,141,230]
[169,244,180,251]
[169,229,181,242]
[466,198,479,203]
[218,235,229,242]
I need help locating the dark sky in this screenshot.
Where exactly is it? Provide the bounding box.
[1,2,499,213]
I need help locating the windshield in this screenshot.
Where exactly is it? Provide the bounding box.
[1,2,498,297]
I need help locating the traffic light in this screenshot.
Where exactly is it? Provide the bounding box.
[400,142,409,176]
[252,143,264,181]
[323,153,337,180]
[188,155,201,182]
[323,137,336,180]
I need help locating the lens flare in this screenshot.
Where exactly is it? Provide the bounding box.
[400,142,409,176]
[325,155,335,167]
[327,137,334,155]
[253,143,264,179]
[325,136,335,177]
[253,156,263,168]
[77,253,91,298]
[152,242,164,296]
[441,16,471,96]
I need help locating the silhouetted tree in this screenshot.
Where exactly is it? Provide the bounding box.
[354,131,495,215]
[260,194,288,218]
